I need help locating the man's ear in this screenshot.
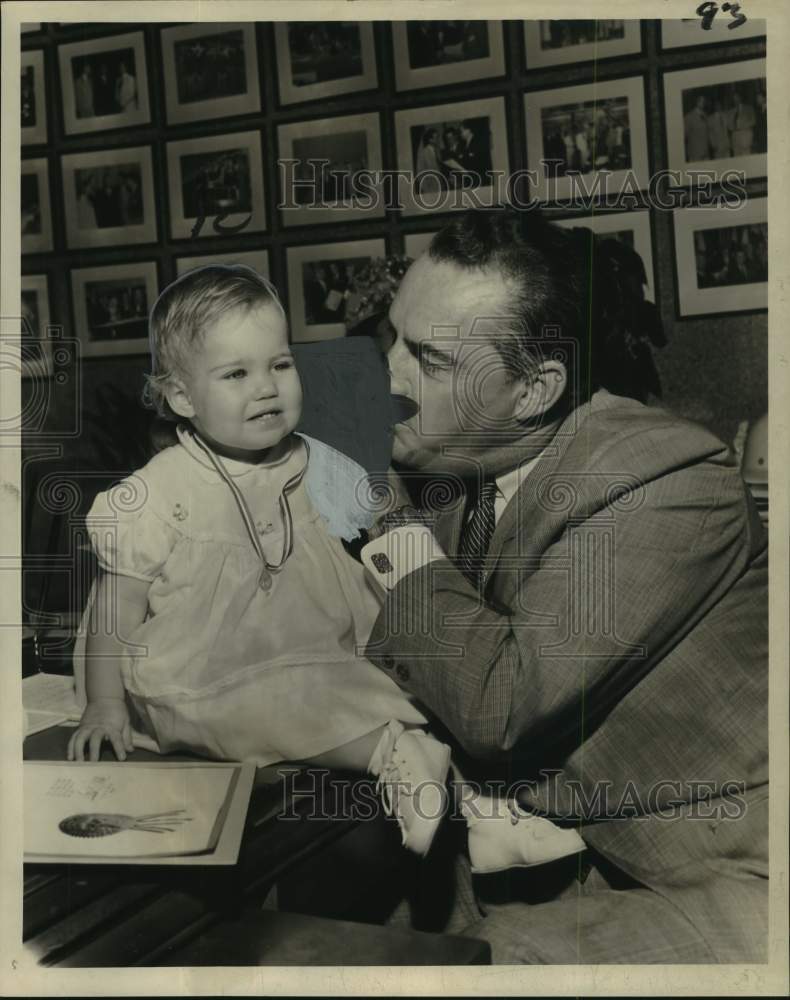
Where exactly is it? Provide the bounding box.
[164,380,195,420]
[513,359,567,422]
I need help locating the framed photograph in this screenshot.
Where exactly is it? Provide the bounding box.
[161,22,261,125]
[673,197,767,317]
[20,274,52,378]
[395,96,509,215]
[403,231,438,260]
[278,112,384,226]
[661,18,766,50]
[176,249,270,279]
[525,76,649,202]
[274,21,377,105]
[663,59,766,184]
[21,158,53,254]
[286,239,386,343]
[392,20,505,91]
[71,261,159,357]
[58,31,150,135]
[21,49,47,145]
[62,146,157,249]
[553,210,656,301]
[166,131,266,240]
[524,20,642,69]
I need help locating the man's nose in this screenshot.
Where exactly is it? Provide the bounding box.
[386,341,412,397]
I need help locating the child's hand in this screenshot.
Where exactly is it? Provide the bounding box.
[67,698,134,762]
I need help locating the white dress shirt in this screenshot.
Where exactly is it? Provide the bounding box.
[361,454,541,590]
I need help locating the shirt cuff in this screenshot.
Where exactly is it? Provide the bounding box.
[361,524,447,591]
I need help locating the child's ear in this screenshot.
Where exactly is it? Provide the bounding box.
[164,380,195,420]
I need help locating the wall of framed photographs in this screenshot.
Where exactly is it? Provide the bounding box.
[21,17,767,446]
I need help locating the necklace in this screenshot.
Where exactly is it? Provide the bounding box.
[190,432,309,591]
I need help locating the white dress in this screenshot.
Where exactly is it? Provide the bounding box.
[79,427,426,764]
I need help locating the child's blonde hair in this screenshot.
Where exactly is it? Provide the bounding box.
[145,264,286,420]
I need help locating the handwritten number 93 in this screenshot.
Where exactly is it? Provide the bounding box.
[696,1,748,30]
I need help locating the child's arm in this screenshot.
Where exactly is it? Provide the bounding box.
[66,571,150,762]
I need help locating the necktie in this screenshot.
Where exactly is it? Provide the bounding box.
[458,480,498,590]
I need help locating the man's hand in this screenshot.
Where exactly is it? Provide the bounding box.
[67,698,134,762]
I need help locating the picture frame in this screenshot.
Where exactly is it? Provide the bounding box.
[161,22,261,125]
[166,131,267,240]
[274,21,377,105]
[71,261,159,358]
[286,238,386,343]
[20,274,52,379]
[403,231,438,261]
[553,210,656,301]
[21,157,53,255]
[61,145,157,249]
[392,21,505,91]
[525,75,649,203]
[175,249,270,279]
[278,112,384,227]
[58,31,151,135]
[660,17,766,50]
[663,59,766,185]
[524,19,642,69]
[672,197,767,317]
[395,96,509,216]
[20,49,47,145]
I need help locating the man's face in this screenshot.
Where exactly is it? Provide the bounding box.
[385,255,529,476]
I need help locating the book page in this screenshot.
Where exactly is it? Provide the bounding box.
[24,763,235,859]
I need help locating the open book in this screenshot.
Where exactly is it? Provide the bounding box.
[24,760,255,865]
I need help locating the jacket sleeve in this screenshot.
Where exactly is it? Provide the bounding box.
[364,451,758,759]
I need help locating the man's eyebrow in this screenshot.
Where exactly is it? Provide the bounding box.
[404,337,455,366]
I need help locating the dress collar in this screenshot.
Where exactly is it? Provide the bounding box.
[176,423,300,480]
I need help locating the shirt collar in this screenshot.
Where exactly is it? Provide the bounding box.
[494,453,543,510]
[176,423,299,480]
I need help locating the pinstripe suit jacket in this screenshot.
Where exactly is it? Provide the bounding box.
[365,388,768,900]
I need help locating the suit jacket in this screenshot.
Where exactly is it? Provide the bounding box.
[365,389,768,905]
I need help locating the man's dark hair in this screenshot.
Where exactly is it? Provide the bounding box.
[428,208,665,408]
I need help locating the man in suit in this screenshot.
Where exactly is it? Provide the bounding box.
[360,208,768,963]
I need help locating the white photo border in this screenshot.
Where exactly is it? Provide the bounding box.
[20,273,52,379]
[61,145,157,249]
[70,260,159,358]
[661,17,766,50]
[286,238,386,343]
[20,49,47,145]
[392,21,505,91]
[525,75,650,203]
[663,58,766,185]
[278,111,384,226]
[395,95,510,216]
[524,19,642,69]
[21,157,53,255]
[175,249,270,279]
[673,196,767,317]
[58,30,151,136]
[161,22,261,126]
[553,209,656,301]
[274,22,377,106]
[166,130,267,240]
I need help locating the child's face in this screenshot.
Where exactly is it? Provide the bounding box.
[172,301,302,460]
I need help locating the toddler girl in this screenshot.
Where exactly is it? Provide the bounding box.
[68,264,583,871]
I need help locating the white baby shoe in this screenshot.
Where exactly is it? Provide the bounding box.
[463,796,586,875]
[368,721,451,856]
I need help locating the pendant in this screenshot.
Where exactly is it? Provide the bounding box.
[258,568,273,592]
